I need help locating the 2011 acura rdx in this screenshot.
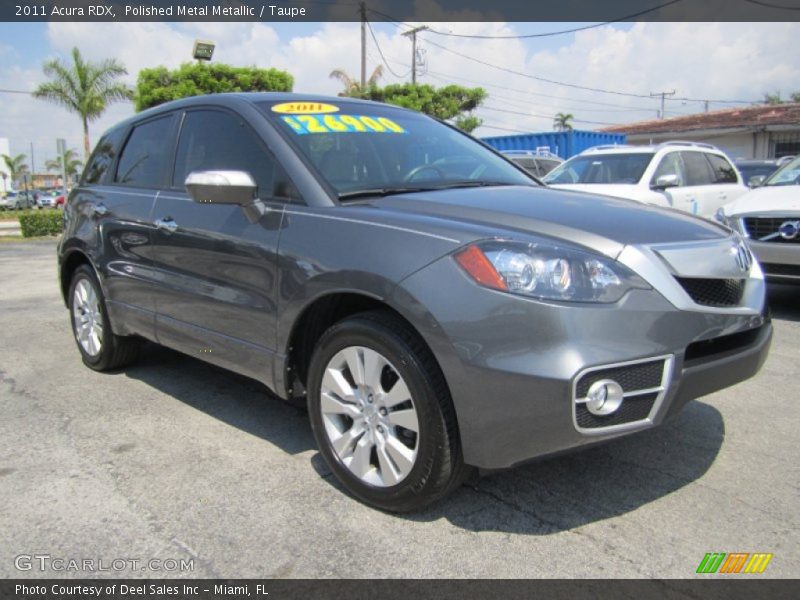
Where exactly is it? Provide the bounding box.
[58,94,772,512]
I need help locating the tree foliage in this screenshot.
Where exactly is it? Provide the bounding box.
[762,91,800,105]
[353,83,486,133]
[330,66,384,96]
[46,148,83,178]
[2,154,29,185]
[553,112,574,131]
[33,47,132,159]
[136,62,294,111]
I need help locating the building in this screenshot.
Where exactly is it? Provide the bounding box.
[601,103,800,160]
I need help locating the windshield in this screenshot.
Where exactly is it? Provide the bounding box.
[763,156,800,186]
[543,153,654,185]
[259,101,534,198]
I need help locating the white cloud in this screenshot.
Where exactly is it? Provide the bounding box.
[2,21,800,166]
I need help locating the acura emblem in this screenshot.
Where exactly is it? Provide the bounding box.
[778,220,800,240]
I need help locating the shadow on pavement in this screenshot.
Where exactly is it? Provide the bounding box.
[124,343,315,456]
[123,342,724,535]
[767,283,800,323]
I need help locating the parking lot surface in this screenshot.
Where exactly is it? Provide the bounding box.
[0,240,798,578]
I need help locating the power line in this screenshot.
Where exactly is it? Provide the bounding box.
[420,0,684,39]
[365,20,410,78]
[376,17,762,105]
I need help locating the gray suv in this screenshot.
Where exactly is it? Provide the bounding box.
[59,94,772,512]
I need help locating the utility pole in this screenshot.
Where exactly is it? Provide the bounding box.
[360,2,366,89]
[704,100,710,112]
[402,26,428,84]
[30,142,35,175]
[650,90,675,119]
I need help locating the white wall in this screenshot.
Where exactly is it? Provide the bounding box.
[625,129,780,160]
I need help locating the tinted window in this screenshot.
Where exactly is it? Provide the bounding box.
[82,128,126,185]
[544,153,653,185]
[651,152,684,186]
[706,154,737,183]
[679,151,714,186]
[115,115,174,187]
[173,109,291,199]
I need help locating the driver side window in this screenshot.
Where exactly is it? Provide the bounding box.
[651,152,684,187]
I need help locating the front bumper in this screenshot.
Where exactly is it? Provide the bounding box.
[393,256,771,470]
[748,240,800,283]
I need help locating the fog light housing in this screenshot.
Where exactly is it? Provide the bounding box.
[585,380,624,416]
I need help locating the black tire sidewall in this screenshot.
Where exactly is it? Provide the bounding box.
[68,265,115,370]
[308,316,450,512]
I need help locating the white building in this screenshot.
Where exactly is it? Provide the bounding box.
[601,103,800,160]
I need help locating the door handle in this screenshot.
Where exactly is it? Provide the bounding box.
[92,203,109,217]
[154,217,178,234]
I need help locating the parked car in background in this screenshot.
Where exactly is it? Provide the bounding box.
[37,194,54,208]
[54,193,66,208]
[0,191,34,210]
[59,93,771,511]
[543,141,748,218]
[735,156,795,188]
[717,154,800,284]
[502,149,563,178]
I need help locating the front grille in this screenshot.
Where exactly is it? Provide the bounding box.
[761,263,800,278]
[573,358,669,431]
[675,277,745,307]
[743,217,800,244]
[576,393,658,429]
[575,360,664,398]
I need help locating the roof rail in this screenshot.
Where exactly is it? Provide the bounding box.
[581,144,634,153]
[656,140,717,150]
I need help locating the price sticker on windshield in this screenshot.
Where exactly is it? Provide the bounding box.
[280,115,407,135]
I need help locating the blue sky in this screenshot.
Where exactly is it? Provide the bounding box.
[1,21,798,170]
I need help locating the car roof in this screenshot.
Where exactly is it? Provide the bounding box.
[579,141,724,156]
[109,92,412,133]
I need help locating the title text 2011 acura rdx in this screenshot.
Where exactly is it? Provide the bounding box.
[58,94,771,511]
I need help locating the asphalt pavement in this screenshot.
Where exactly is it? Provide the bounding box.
[0,240,797,578]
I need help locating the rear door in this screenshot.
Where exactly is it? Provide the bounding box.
[705,152,747,210]
[677,150,718,216]
[74,114,178,340]
[149,107,294,386]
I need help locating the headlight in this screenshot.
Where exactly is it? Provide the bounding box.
[454,240,650,303]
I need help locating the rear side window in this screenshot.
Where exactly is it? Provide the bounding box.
[680,151,714,186]
[706,153,738,183]
[81,128,126,185]
[114,115,175,187]
[172,109,293,199]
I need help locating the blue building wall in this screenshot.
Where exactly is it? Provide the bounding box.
[481,130,627,159]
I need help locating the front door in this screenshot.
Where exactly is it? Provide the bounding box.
[149,108,293,388]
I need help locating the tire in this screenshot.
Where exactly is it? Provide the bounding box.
[68,264,140,371]
[307,310,469,512]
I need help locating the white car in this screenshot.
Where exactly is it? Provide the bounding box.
[716,155,800,284]
[543,141,748,218]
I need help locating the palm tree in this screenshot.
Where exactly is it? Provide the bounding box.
[553,112,575,131]
[329,65,384,97]
[46,148,83,179]
[1,153,29,187]
[33,47,133,160]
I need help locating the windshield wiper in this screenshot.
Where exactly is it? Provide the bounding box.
[337,187,428,201]
[428,181,519,190]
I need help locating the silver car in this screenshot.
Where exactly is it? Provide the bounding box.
[58,94,771,512]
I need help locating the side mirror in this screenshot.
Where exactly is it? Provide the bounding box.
[748,175,765,188]
[185,170,268,224]
[652,174,680,190]
[185,170,257,205]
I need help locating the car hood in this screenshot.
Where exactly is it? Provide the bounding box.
[370,185,728,258]
[546,183,645,202]
[722,185,800,216]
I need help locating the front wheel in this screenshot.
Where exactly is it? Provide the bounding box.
[307,310,469,512]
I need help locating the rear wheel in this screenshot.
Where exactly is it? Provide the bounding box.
[68,265,140,371]
[307,310,468,512]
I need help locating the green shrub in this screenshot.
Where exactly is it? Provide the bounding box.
[135,62,294,111]
[19,210,63,237]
